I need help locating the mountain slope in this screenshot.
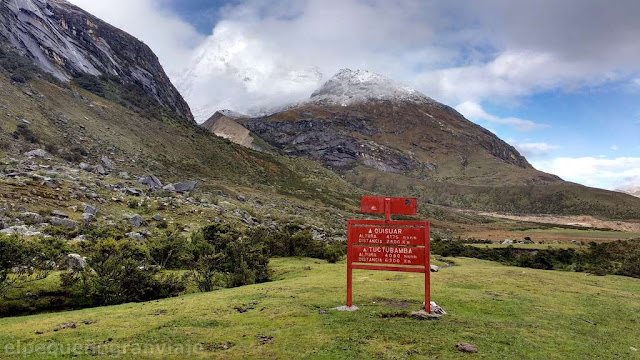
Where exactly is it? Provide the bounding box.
[241,69,640,218]
[0,0,193,123]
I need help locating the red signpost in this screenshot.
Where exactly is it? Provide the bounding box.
[347,196,431,312]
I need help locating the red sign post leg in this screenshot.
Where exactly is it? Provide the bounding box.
[346,221,353,307]
[424,222,430,313]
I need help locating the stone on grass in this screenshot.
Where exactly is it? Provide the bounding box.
[127,232,145,241]
[101,156,114,170]
[138,175,163,190]
[333,305,359,311]
[173,181,197,193]
[79,162,93,171]
[50,210,68,218]
[456,343,477,353]
[430,265,439,272]
[60,254,85,271]
[129,214,142,227]
[0,225,41,236]
[24,149,48,159]
[83,204,97,216]
[95,165,106,176]
[152,214,163,221]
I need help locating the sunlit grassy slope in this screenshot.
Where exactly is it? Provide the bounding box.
[0,258,638,359]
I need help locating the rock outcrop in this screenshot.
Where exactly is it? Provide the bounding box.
[0,0,193,122]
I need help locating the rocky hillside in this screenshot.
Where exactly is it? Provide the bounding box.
[241,69,640,218]
[0,0,193,123]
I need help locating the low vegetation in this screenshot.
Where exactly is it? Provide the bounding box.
[432,238,640,277]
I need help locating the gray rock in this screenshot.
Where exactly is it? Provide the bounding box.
[502,239,514,245]
[19,212,44,223]
[152,214,163,221]
[162,184,175,192]
[72,235,87,242]
[82,212,94,223]
[0,225,41,236]
[79,162,93,171]
[60,254,85,271]
[50,217,77,229]
[24,149,48,159]
[129,214,142,227]
[82,203,97,216]
[95,165,106,176]
[172,181,197,193]
[50,210,68,218]
[127,232,145,241]
[138,175,162,190]
[101,156,114,170]
[125,188,141,196]
[430,265,439,272]
[118,172,130,179]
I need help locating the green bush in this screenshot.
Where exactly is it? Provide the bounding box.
[62,239,186,307]
[189,224,270,291]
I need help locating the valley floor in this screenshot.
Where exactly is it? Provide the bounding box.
[0,258,638,359]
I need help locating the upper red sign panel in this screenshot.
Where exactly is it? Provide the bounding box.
[360,196,418,216]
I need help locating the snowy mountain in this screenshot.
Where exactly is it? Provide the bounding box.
[308,69,436,106]
[175,23,323,122]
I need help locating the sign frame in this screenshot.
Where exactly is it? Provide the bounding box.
[347,197,431,313]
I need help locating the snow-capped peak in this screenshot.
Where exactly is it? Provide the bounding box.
[308,69,434,106]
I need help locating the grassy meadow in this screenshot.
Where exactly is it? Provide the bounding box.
[0,257,638,359]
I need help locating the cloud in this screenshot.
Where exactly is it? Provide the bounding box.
[512,142,560,158]
[455,101,547,131]
[68,0,640,122]
[532,156,640,190]
[611,145,619,151]
[67,0,203,78]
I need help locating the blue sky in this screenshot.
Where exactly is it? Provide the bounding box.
[69,0,640,191]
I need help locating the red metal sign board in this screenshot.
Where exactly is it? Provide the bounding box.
[351,245,426,266]
[360,196,417,217]
[346,196,431,312]
[350,225,424,246]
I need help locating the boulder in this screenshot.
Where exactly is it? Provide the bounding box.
[50,217,77,229]
[95,165,106,176]
[101,156,114,170]
[125,188,141,196]
[82,212,94,223]
[162,184,175,192]
[129,214,142,227]
[24,149,48,159]
[152,214,164,221]
[60,254,85,271]
[82,203,97,216]
[502,239,514,245]
[173,181,197,193]
[0,225,41,236]
[137,175,163,190]
[19,212,44,224]
[430,265,439,272]
[79,162,93,171]
[127,232,145,241]
[50,210,68,218]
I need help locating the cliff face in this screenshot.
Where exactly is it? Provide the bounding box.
[0,0,193,122]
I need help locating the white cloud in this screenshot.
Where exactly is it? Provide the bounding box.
[532,156,640,190]
[67,0,640,122]
[455,101,547,131]
[67,0,203,78]
[611,145,619,151]
[513,142,560,158]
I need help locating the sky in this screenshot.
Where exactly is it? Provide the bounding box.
[67,0,640,191]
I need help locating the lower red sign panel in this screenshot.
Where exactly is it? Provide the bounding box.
[351,245,425,266]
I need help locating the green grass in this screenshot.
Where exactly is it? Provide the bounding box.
[469,243,585,250]
[0,258,638,359]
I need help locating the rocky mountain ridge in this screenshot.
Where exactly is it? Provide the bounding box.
[0,0,193,122]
